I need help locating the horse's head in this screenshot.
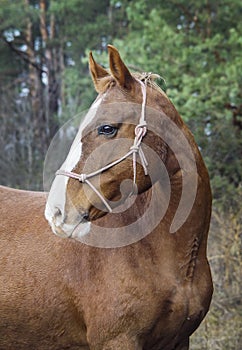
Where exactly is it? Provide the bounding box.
[45,45,197,242]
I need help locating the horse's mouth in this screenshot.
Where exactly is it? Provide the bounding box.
[50,213,91,240]
[46,201,109,241]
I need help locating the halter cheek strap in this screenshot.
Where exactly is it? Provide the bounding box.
[56,79,149,213]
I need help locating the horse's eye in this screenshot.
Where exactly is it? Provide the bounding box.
[98,125,117,137]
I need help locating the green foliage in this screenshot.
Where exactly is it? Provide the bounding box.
[0,0,26,31]
[50,0,111,53]
[61,65,97,120]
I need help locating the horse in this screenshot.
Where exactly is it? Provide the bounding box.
[0,45,213,349]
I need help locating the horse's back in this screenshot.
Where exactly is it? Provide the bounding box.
[0,185,47,232]
[0,185,51,264]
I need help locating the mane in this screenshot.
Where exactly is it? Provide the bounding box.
[134,72,169,100]
[133,72,164,92]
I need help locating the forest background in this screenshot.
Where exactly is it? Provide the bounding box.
[0,0,241,348]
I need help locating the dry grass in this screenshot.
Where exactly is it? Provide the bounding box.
[191,208,242,349]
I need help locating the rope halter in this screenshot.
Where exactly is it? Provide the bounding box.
[56,79,149,213]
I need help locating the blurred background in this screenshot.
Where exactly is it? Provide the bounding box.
[0,0,241,348]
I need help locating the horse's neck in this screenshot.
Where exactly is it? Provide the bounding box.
[92,175,208,281]
[94,180,175,237]
[93,185,152,228]
[93,160,209,243]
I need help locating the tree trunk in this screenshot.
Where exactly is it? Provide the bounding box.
[39,0,64,138]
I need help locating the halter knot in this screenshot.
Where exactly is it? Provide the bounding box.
[79,174,87,183]
[136,121,147,127]
[130,145,139,153]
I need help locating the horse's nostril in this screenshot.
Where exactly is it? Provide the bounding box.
[54,207,62,218]
[82,213,89,221]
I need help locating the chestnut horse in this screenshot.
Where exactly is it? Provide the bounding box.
[0,45,213,349]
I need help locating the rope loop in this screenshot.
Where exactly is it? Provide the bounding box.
[135,123,147,138]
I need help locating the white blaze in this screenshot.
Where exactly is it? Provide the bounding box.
[45,95,104,236]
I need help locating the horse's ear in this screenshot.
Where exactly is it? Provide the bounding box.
[89,52,110,93]
[108,45,135,90]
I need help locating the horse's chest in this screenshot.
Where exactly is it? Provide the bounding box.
[78,265,187,348]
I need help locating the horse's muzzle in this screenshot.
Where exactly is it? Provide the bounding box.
[45,204,91,240]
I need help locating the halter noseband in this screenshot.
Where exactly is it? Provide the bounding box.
[56,79,149,213]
